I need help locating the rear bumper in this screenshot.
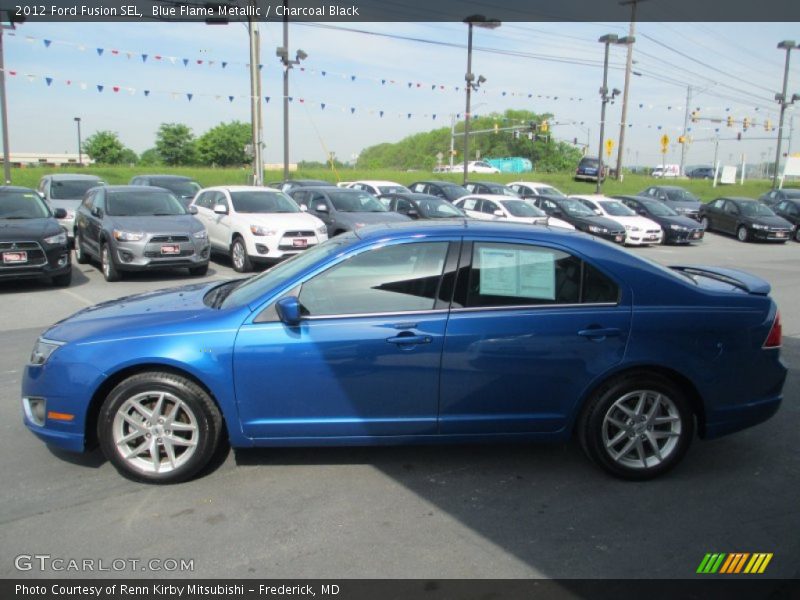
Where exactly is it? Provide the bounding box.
[703,395,783,439]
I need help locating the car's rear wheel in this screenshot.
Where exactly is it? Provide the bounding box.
[98,371,223,484]
[230,237,251,273]
[794,227,800,242]
[700,217,709,230]
[101,242,121,282]
[578,372,694,480]
[74,231,89,264]
[737,225,750,243]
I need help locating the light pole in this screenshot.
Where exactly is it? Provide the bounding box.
[0,11,20,184]
[74,117,82,166]
[247,15,264,186]
[615,0,644,181]
[276,2,307,183]
[462,15,500,185]
[597,34,634,193]
[773,40,798,189]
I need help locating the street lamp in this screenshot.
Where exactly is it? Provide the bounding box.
[773,40,798,189]
[73,117,82,166]
[462,14,500,185]
[276,4,307,183]
[596,34,634,193]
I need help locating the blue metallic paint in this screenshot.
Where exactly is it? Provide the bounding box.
[22,221,786,456]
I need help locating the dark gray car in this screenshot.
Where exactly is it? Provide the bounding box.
[74,186,210,281]
[287,187,411,236]
[38,173,106,244]
[130,175,202,208]
[639,185,703,220]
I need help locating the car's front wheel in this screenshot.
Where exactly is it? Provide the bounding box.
[230,237,252,273]
[74,231,89,264]
[101,242,121,282]
[737,225,750,243]
[578,372,694,480]
[700,216,709,230]
[98,371,223,484]
[794,227,800,242]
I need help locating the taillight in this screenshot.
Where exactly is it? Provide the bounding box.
[763,310,782,348]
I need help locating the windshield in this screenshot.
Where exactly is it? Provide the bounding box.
[739,202,775,217]
[50,179,101,199]
[231,191,300,213]
[599,200,636,217]
[154,180,201,197]
[489,185,519,197]
[417,198,464,218]
[441,185,469,200]
[377,185,410,195]
[106,191,187,216]
[560,198,596,217]
[503,199,544,218]
[664,189,700,203]
[222,234,355,309]
[537,186,565,197]
[328,191,386,212]
[0,191,51,219]
[640,200,677,216]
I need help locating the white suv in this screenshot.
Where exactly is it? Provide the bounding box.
[192,186,328,272]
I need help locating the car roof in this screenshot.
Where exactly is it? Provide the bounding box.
[459,194,523,202]
[352,180,405,186]
[388,192,446,201]
[570,194,613,202]
[46,173,103,181]
[137,174,194,181]
[650,186,686,191]
[466,181,506,186]
[0,185,39,193]
[104,185,171,193]
[507,181,553,187]
[201,185,282,192]
[720,196,758,202]
[410,181,464,186]
[353,218,584,243]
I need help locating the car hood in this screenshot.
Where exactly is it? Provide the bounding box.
[604,215,661,229]
[571,215,625,231]
[107,214,204,234]
[0,218,63,240]
[43,282,220,344]
[664,200,701,211]
[243,212,323,229]
[653,214,702,228]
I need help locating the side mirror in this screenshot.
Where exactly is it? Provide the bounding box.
[188,205,198,215]
[637,208,646,215]
[407,208,419,218]
[276,296,302,326]
[213,204,228,215]
[593,209,602,216]
[38,191,46,200]
[53,208,67,219]
[314,203,329,213]
[299,204,308,212]
[493,209,504,217]
[91,206,103,218]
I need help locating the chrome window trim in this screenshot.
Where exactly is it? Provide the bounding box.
[450,302,619,314]
[302,308,451,321]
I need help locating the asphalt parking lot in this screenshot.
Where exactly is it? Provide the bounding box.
[1,232,798,579]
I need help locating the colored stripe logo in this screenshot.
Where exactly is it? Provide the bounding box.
[697,553,773,574]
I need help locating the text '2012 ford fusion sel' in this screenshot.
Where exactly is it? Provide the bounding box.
[22,221,786,483]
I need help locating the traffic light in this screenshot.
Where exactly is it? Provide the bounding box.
[743,117,750,131]
[727,115,734,128]
[691,110,699,123]
[678,135,686,144]
[540,120,549,134]
[765,119,772,132]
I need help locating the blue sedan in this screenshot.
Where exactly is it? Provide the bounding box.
[22,221,786,483]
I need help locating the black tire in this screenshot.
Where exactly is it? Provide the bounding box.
[230,237,252,273]
[189,263,209,277]
[74,231,89,264]
[577,371,694,480]
[101,242,121,282]
[794,228,800,243]
[97,371,224,484]
[737,225,750,243]
[51,269,72,287]
[700,216,709,230]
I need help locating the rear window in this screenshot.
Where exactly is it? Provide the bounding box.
[50,179,101,199]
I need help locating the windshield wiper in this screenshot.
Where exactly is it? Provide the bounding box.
[209,280,245,308]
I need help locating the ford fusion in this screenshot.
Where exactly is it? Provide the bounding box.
[22,221,786,483]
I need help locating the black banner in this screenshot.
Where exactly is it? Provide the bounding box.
[4,579,800,600]
[0,0,799,23]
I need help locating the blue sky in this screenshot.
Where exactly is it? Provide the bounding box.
[4,20,800,168]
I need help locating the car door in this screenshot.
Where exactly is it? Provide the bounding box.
[720,200,740,234]
[439,240,631,434]
[204,191,232,249]
[82,188,106,257]
[192,191,218,249]
[234,239,457,438]
[307,192,335,230]
[480,199,503,220]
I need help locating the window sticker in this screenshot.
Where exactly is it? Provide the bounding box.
[478,246,555,300]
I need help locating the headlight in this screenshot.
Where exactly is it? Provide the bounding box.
[587,225,608,233]
[669,224,688,231]
[317,225,327,236]
[113,229,144,241]
[751,223,768,230]
[30,338,65,366]
[193,229,208,239]
[43,231,67,245]
[250,225,277,236]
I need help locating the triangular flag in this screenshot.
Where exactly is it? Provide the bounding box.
[432,114,436,120]
[431,85,436,90]
[144,90,150,96]
[408,113,412,119]
[79,82,87,90]
[96,48,104,56]
[8,70,16,76]
[379,111,384,117]
[264,96,270,102]
[299,98,304,103]
[112,86,120,92]
[97,85,104,92]
[126,52,133,60]
[45,77,53,86]
[187,93,193,101]
[351,75,356,81]
[408,83,412,88]
[221,62,227,68]
[183,58,189,67]
[111,49,119,55]
[43,39,52,47]
[228,96,234,102]
[321,71,326,76]
[141,54,148,62]
[26,74,36,83]
[321,103,326,110]
[154,55,162,61]
[197,59,203,65]
[350,107,355,114]
[381,79,386,85]
[288,96,293,102]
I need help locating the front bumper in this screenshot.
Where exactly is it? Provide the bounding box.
[113,237,210,271]
[0,241,71,281]
[590,230,626,244]
[246,231,328,261]
[751,229,792,242]
[665,228,704,244]
[625,230,664,245]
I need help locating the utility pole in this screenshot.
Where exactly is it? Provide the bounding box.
[0,16,14,184]
[773,40,797,189]
[449,114,456,170]
[248,15,264,186]
[615,0,643,181]
[679,84,692,176]
[712,130,720,187]
[788,114,795,157]
[282,5,289,182]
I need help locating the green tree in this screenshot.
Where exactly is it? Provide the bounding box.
[82,130,128,164]
[196,121,251,167]
[138,148,162,166]
[155,123,196,166]
[119,148,139,165]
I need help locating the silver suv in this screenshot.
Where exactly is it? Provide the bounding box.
[74,186,209,281]
[38,174,106,244]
